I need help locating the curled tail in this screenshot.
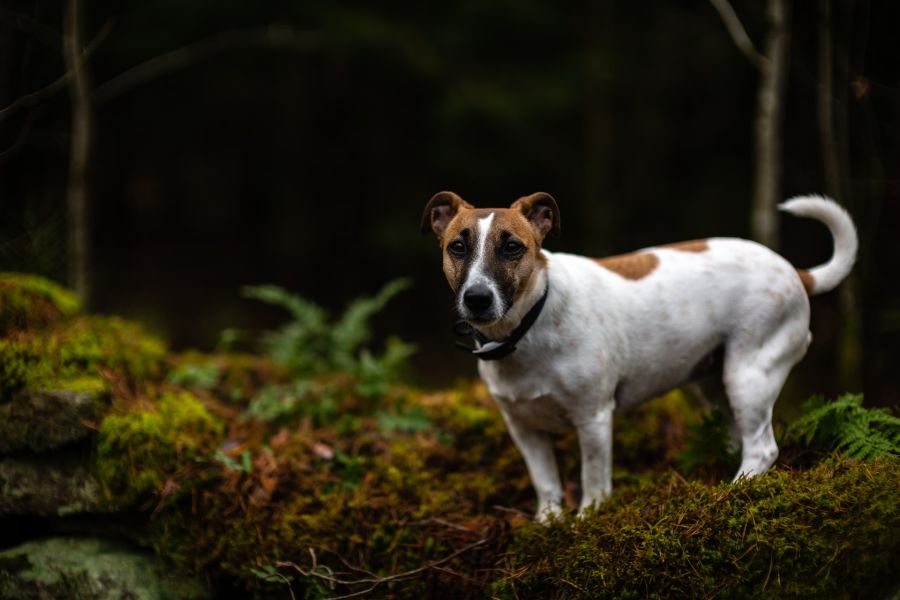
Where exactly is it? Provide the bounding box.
[778,195,858,296]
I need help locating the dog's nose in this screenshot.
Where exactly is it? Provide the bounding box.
[463,285,494,312]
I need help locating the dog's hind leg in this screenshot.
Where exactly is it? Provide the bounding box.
[501,413,563,522]
[723,324,810,481]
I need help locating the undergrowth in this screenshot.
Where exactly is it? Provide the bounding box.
[787,393,900,459]
[3,273,899,599]
[229,279,415,424]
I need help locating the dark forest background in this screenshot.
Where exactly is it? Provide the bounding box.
[0,0,897,407]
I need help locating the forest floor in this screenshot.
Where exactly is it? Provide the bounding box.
[0,273,898,599]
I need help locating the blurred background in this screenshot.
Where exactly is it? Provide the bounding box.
[0,0,897,406]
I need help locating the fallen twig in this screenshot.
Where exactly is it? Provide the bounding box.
[277,537,488,600]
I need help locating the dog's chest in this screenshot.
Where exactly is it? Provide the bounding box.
[488,385,574,433]
[478,352,591,432]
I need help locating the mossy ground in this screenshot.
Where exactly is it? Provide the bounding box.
[0,315,167,401]
[0,272,81,335]
[2,274,898,599]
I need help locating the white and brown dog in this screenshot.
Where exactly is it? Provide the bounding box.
[421,191,857,521]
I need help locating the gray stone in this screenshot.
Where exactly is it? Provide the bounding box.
[0,454,114,517]
[0,387,105,453]
[0,537,208,599]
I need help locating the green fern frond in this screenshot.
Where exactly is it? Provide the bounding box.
[330,278,411,370]
[239,279,414,419]
[787,393,900,460]
[241,284,329,328]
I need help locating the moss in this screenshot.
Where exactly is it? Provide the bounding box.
[96,391,225,506]
[128,382,900,599]
[0,272,81,335]
[495,458,900,599]
[0,315,167,400]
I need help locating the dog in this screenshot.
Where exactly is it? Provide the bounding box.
[421,191,857,521]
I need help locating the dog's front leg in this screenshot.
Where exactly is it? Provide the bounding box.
[576,405,614,514]
[501,413,563,522]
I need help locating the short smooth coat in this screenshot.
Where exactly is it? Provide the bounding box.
[422,192,857,520]
[481,240,810,431]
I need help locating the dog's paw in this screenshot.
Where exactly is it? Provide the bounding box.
[535,502,563,525]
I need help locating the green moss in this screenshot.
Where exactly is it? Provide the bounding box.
[0,272,81,334]
[0,315,167,399]
[132,384,900,599]
[96,391,225,506]
[495,458,900,599]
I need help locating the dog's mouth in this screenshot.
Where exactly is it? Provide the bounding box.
[457,305,503,326]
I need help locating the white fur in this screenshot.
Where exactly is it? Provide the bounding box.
[471,196,855,521]
[778,195,858,295]
[458,213,503,319]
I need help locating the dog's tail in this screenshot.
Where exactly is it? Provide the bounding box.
[778,195,858,296]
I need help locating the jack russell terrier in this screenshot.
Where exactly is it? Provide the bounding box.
[420,191,857,521]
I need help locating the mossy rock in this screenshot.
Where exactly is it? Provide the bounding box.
[0,537,208,600]
[96,391,225,506]
[0,316,167,400]
[0,379,106,453]
[0,273,81,336]
[0,452,114,517]
[494,458,900,599]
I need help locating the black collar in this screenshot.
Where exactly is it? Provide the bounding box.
[453,285,550,361]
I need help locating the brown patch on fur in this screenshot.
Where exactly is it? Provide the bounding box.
[595,252,659,280]
[663,239,709,253]
[796,269,815,294]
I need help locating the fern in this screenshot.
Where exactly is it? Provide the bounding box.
[241,278,413,380]
[676,408,740,476]
[330,278,411,371]
[788,393,900,460]
[239,279,415,423]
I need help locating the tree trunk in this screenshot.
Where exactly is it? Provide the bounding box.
[751,0,790,248]
[63,0,93,303]
[818,0,862,390]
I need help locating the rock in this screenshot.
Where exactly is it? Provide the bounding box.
[0,385,104,454]
[0,453,113,517]
[0,537,208,599]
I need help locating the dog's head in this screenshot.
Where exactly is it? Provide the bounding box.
[420,191,560,326]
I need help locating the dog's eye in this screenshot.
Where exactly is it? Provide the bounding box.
[448,240,467,256]
[503,240,524,255]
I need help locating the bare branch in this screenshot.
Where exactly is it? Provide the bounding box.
[92,26,319,106]
[708,0,765,68]
[277,537,488,600]
[0,19,112,123]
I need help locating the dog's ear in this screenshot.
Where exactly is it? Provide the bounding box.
[420,191,472,237]
[511,192,561,239]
